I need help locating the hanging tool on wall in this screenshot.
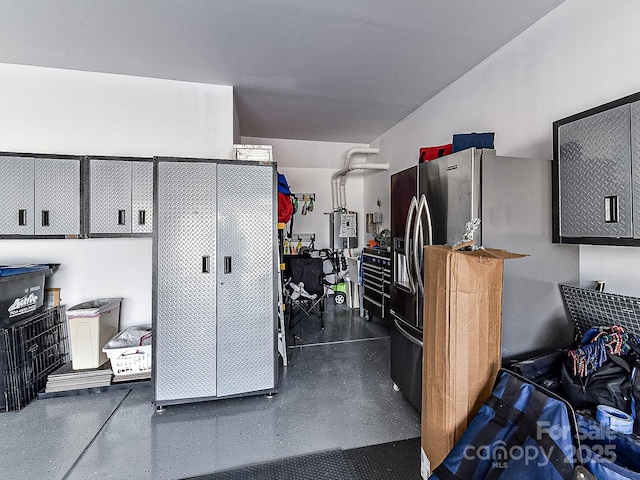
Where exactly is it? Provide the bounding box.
[301,195,309,215]
[288,195,298,237]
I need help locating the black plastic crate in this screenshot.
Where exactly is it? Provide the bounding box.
[0,306,69,412]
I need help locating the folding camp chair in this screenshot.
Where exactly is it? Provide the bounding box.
[285,255,327,340]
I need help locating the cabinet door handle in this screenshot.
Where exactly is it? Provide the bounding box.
[202,255,211,274]
[224,256,232,274]
[118,210,126,225]
[41,210,50,227]
[604,195,619,223]
[18,209,27,226]
[138,210,146,225]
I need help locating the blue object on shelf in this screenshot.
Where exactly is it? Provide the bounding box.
[0,264,52,277]
[451,132,495,153]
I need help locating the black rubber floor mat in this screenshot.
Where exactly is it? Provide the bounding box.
[344,437,422,480]
[187,449,359,480]
[184,437,421,480]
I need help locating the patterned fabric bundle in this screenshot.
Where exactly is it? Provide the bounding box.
[568,325,638,377]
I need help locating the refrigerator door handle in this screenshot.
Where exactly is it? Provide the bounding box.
[394,318,423,348]
[403,196,418,294]
[413,194,433,295]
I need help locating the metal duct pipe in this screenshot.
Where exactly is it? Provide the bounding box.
[338,162,389,210]
[331,147,386,211]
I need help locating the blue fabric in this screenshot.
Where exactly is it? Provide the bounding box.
[430,371,576,480]
[278,173,291,195]
[580,327,604,346]
[577,414,640,479]
[451,133,495,153]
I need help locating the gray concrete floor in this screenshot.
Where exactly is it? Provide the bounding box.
[1,304,421,480]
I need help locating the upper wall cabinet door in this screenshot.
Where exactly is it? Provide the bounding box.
[0,155,81,237]
[0,156,35,235]
[35,158,81,236]
[553,90,640,246]
[131,162,153,234]
[557,104,632,239]
[89,158,153,236]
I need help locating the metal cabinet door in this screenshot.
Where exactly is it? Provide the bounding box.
[90,159,132,234]
[558,104,632,238]
[155,161,218,403]
[0,156,34,235]
[216,163,276,397]
[34,158,80,236]
[131,161,153,234]
[631,101,640,239]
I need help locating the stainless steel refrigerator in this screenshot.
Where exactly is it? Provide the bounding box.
[389,148,578,412]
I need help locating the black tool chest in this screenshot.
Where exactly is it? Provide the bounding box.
[361,248,391,321]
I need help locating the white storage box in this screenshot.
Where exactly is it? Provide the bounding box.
[102,326,152,376]
[233,144,273,162]
[66,298,121,370]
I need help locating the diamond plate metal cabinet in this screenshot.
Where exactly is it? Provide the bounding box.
[558,104,632,238]
[89,158,153,236]
[34,158,81,236]
[90,159,132,235]
[631,100,640,239]
[0,156,34,235]
[216,163,276,397]
[155,161,218,403]
[131,161,153,234]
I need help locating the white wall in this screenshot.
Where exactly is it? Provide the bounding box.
[233,94,241,144]
[0,63,235,329]
[368,0,640,297]
[242,137,372,251]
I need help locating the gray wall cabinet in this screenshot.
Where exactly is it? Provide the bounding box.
[0,154,82,238]
[153,158,278,408]
[88,157,153,236]
[554,92,640,245]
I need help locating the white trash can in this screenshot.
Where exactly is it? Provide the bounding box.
[66,298,122,370]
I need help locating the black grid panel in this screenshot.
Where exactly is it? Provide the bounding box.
[560,284,640,338]
[0,306,70,411]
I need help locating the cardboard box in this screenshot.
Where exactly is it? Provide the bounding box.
[44,288,61,308]
[420,244,526,477]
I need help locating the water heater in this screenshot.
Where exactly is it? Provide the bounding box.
[330,212,357,249]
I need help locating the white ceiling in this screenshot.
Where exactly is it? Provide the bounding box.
[0,0,565,144]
